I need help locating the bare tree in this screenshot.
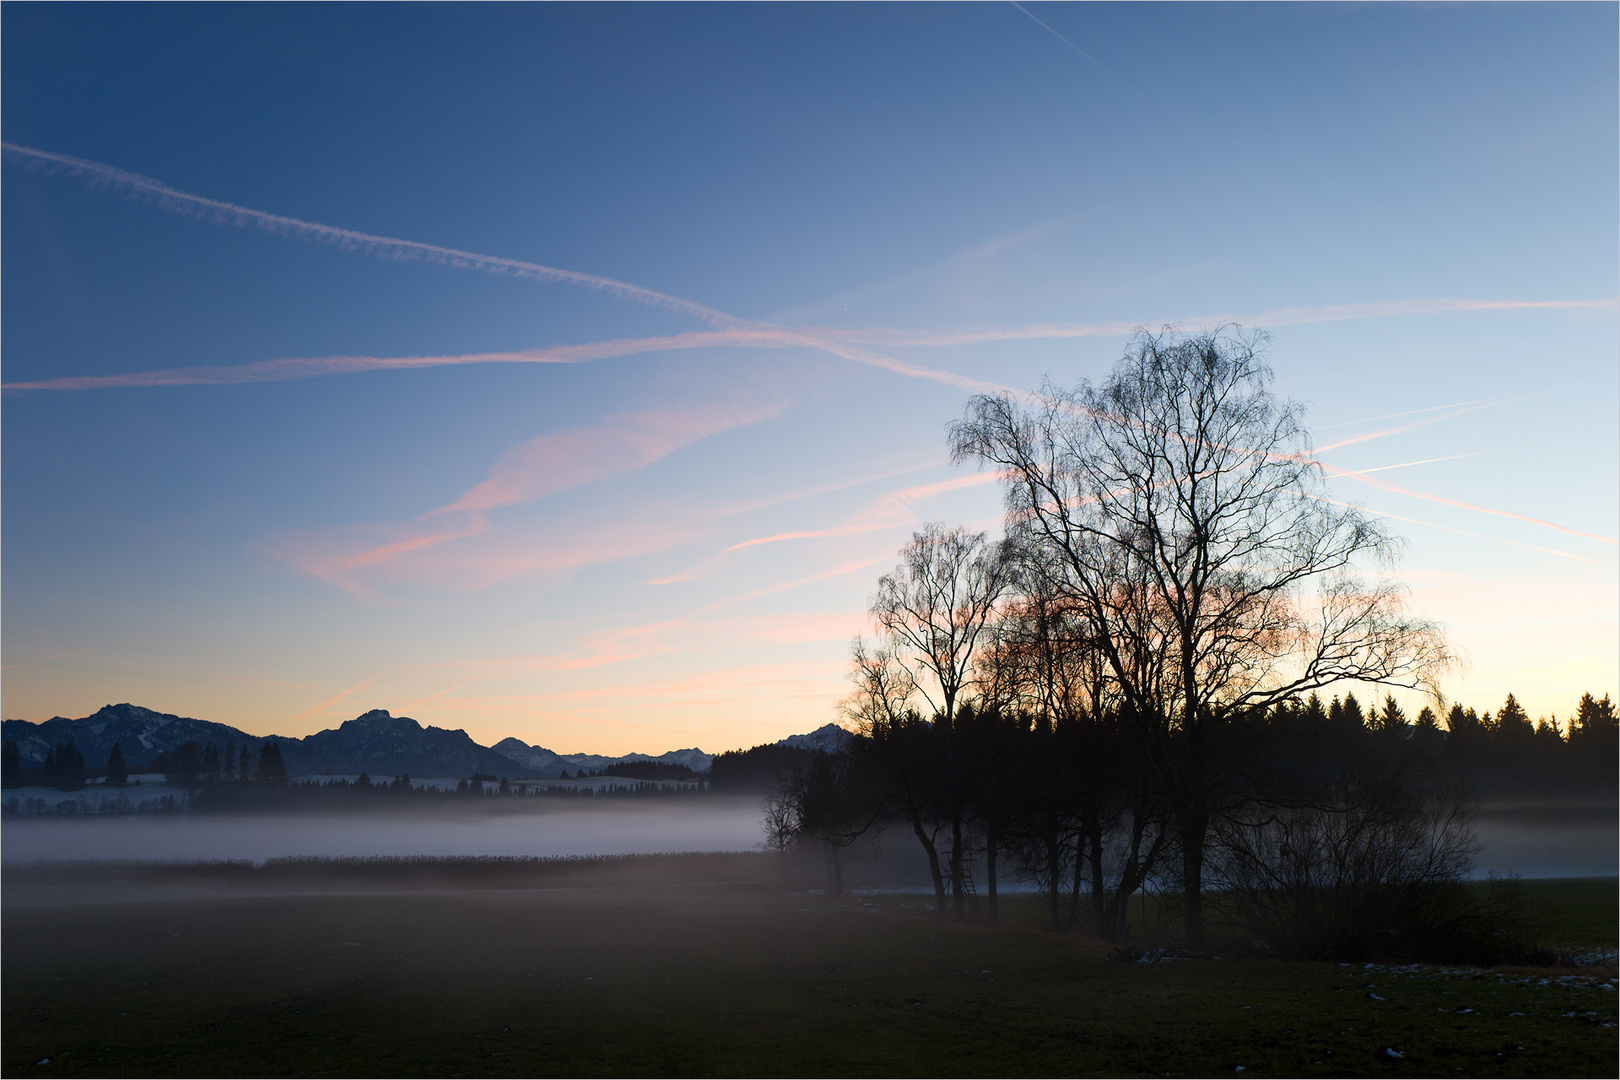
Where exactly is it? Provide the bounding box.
[843,638,948,911]
[861,524,1010,919]
[950,327,1449,945]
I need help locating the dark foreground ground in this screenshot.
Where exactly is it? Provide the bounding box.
[4,858,1615,1078]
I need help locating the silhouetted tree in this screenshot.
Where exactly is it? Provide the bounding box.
[40,743,83,790]
[1373,695,1408,736]
[257,741,287,783]
[2,741,19,788]
[711,744,810,793]
[1340,693,1367,732]
[771,750,886,897]
[843,639,948,912]
[166,741,203,790]
[1495,693,1533,744]
[105,743,129,788]
[1571,693,1617,746]
[865,523,1010,919]
[950,328,1450,946]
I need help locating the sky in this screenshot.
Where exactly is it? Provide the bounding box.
[2,4,1615,756]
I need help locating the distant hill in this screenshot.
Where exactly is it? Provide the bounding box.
[297,710,531,779]
[2,704,286,775]
[4,705,833,783]
[2,704,531,780]
[492,739,713,779]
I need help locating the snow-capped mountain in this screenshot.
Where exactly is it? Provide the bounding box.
[2,704,288,774]
[6,703,740,780]
[2,704,531,778]
[776,723,854,754]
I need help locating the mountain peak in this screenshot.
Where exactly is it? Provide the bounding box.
[777,723,854,754]
[341,709,421,731]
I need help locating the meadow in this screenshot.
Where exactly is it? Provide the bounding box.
[3,858,1614,1078]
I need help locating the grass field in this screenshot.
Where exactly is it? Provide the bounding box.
[3,861,1614,1078]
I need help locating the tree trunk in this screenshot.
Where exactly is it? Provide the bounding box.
[1046,836,1062,931]
[910,808,947,915]
[949,810,967,921]
[1065,834,1084,931]
[827,841,844,899]
[1088,823,1106,937]
[1181,823,1206,948]
[985,822,999,925]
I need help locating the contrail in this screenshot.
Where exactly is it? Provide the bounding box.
[1,326,1013,396]
[1342,452,1485,476]
[0,334,794,391]
[1306,492,1600,566]
[831,298,1614,349]
[1311,397,1499,432]
[1,142,1022,394]
[1311,397,1520,454]
[5,143,1609,397]
[1322,462,1618,545]
[1008,1,1150,105]
[9,306,1601,393]
[1,141,743,329]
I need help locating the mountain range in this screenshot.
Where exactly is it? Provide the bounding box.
[2,703,717,780]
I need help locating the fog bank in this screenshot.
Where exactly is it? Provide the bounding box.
[1,800,767,864]
[1,798,1612,881]
[1472,800,1617,879]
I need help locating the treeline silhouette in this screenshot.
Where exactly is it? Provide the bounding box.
[763,687,1613,962]
[1,734,710,812]
[1,737,289,792]
[564,760,698,782]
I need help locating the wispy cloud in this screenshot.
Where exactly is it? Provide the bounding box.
[297,667,395,720]
[0,648,89,672]
[263,398,786,594]
[558,555,892,670]
[651,469,1004,586]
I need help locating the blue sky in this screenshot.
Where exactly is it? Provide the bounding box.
[3,3,1615,753]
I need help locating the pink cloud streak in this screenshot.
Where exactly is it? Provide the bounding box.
[264,399,785,593]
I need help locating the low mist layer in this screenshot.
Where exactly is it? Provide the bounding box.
[2,796,1612,883]
[0,799,767,864]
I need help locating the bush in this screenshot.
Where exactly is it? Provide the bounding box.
[1210,776,1537,963]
